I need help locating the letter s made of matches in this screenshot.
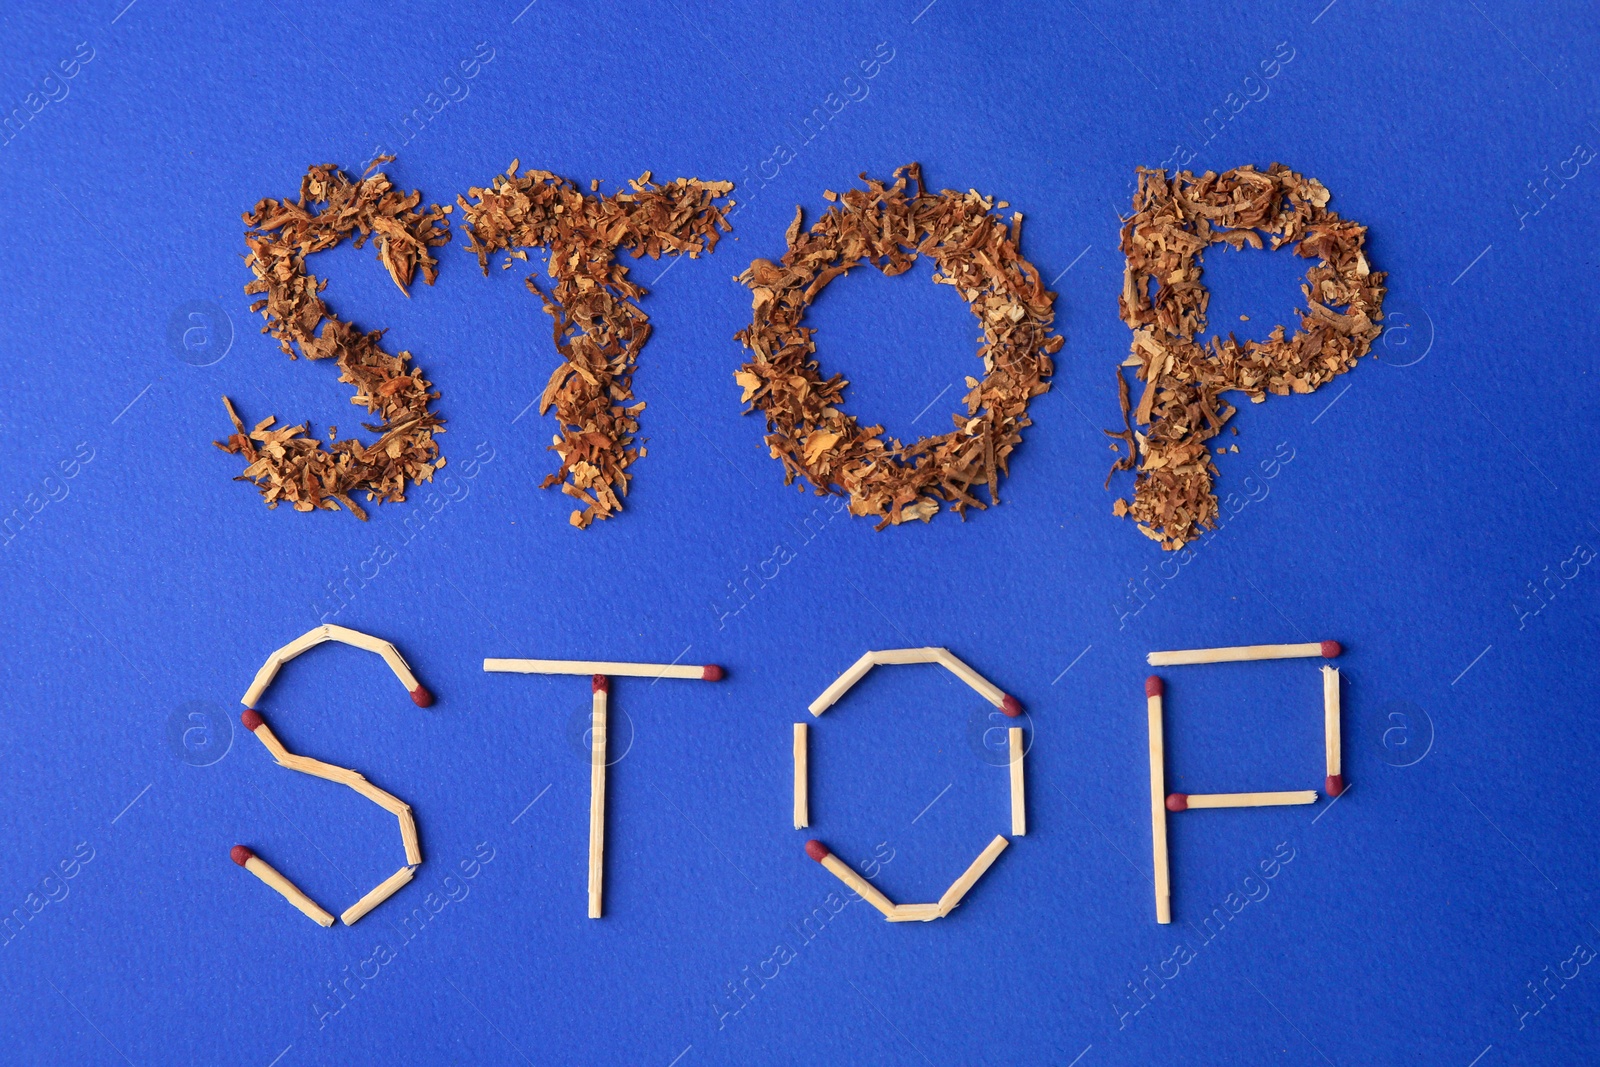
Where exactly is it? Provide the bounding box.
[230,626,432,928]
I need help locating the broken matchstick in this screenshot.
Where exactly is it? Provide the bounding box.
[793,723,809,829]
[805,840,896,917]
[1147,676,1170,925]
[340,864,416,926]
[1009,727,1026,836]
[230,845,334,927]
[936,835,1010,917]
[1166,790,1318,811]
[1323,665,1344,796]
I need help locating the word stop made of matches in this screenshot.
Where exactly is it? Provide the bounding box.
[227,631,1344,929]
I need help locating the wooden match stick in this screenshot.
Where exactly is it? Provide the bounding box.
[807,651,877,715]
[1146,640,1341,667]
[1009,727,1026,836]
[242,656,286,708]
[886,903,942,922]
[936,835,1010,917]
[1323,665,1344,796]
[1146,676,1170,924]
[793,723,809,829]
[241,711,407,810]
[934,649,1023,716]
[484,658,724,682]
[589,675,607,919]
[804,841,896,917]
[871,648,945,666]
[1166,790,1318,810]
[231,846,334,927]
[271,625,333,663]
[397,807,422,867]
[241,709,292,762]
[323,626,433,706]
[341,864,416,926]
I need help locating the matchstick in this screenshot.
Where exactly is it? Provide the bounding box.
[1166,791,1318,810]
[805,841,896,917]
[323,626,433,706]
[230,846,334,927]
[807,651,877,715]
[886,904,942,922]
[241,709,292,762]
[934,649,1024,717]
[1323,665,1344,796]
[241,657,285,709]
[871,648,945,666]
[1147,676,1170,924]
[242,711,402,806]
[484,658,724,683]
[793,723,809,829]
[589,675,607,919]
[341,864,416,926]
[1146,640,1341,667]
[270,625,333,664]
[936,835,1010,917]
[397,807,422,867]
[1009,727,1026,836]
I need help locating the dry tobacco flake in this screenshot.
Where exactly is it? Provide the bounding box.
[216,158,451,519]
[456,162,733,528]
[1106,164,1387,549]
[732,164,1061,529]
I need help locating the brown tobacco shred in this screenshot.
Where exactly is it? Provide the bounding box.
[216,158,452,519]
[732,164,1061,529]
[1107,164,1386,549]
[456,161,733,528]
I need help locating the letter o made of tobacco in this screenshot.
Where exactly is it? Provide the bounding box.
[733,164,1063,529]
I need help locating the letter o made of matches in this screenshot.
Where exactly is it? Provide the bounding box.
[801,649,1024,921]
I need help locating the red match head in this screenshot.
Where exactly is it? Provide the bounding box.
[410,685,434,708]
[1320,640,1342,658]
[1165,793,1188,812]
[1325,774,1345,797]
[805,840,830,862]
[592,674,609,693]
[1000,694,1022,717]
[702,664,725,682]
[1145,676,1164,698]
[230,845,254,866]
[240,709,264,731]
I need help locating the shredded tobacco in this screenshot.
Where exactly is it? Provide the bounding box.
[217,158,452,519]
[456,161,733,528]
[1107,164,1386,549]
[732,164,1061,529]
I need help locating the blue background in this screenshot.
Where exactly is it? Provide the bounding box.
[1,1,1597,1064]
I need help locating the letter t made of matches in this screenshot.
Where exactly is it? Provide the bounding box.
[483,654,726,917]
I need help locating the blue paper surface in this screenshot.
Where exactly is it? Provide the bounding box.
[2,2,1598,1064]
